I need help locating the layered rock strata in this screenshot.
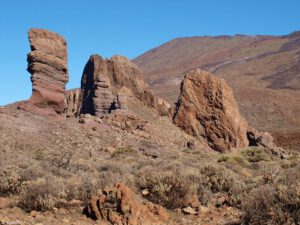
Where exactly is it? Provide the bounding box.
[19,28,69,115]
[80,55,170,117]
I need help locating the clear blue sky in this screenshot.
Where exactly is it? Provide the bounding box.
[0,0,299,105]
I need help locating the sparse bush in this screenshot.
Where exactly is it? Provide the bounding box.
[97,161,128,187]
[218,155,249,167]
[241,184,300,225]
[135,164,248,209]
[19,176,61,211]
[0,166,23,195]
[241,147,270,162]
[111,147,137,158]
[136,168,199,209]
[72,176,100,205]
[199,165,245,193]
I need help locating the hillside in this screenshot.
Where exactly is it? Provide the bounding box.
[134,31,300,134]
[1,28,299,225]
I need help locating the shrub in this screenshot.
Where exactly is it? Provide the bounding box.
[0,166,23,195]
[241,147,270,163]
[241,184,300,225]
[111,147,137,158]
[218,155,249,167]
[135,168,199,209]
[19,176,61,211]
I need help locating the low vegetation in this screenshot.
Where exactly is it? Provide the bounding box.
[0,125,299,224]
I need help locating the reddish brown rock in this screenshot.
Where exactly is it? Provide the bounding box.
[19,28,68,115]
[85,183,169,225]
[66,88,81,117]
[80,54,170,117]
[172,68,248,152]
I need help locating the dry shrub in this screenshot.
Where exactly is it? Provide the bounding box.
[199,165,246,193]
[19,176,61,211]
[135,164,247,209]
[241,164,300,225]
[68,175,100,205]
[276,164,300,186]
[241,184,300,225]
[97,161,129,187]
[135,167,198,209]
[0,166,23,195]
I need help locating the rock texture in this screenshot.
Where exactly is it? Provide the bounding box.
[19,28,68,115]
[80,55,170,117]
[247,128,277,150]
[85,183,169,225]
[172,69,248,152]
[66,89,81,117]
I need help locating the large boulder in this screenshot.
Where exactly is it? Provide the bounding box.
[84,183,169,225]
[172,68,248,152]
[19,28,68,115]
[79,54,170,117]
[247,128,277,149]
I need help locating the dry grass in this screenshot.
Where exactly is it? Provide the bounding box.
[0,111,299,225]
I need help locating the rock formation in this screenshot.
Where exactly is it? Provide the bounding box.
[172,68,248,152]
[19,28,68,115]
[85,183,169,225]
[79,54,170,117]
[247,128,277,149]
[66,88,81,117]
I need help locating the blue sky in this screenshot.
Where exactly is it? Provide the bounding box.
[0,0,300,105]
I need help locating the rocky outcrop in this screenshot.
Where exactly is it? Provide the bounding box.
[19,28,68,115]
[172,68,248,152]
[84,183,169,225]
[66,88,81,117]
[80,55,170,117]
[247,128,277,149]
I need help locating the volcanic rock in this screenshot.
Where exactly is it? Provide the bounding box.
[19,28,68,115]
[247,128,277,149]
[66,88,81,117]
[85,183,169,225]
[79,54,170,117]
[172,68,248,152]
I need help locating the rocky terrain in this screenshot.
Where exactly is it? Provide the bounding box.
[134,31,300,150]
[0,29,299,225]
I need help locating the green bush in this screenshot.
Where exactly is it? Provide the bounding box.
[111,147,137,158]
[241,147,270,162]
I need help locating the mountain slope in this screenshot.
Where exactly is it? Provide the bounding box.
[134,31,300,133]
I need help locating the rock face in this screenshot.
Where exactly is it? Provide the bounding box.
[80,54,170,117]
[19,28,68,115]
[172,68,248,152]
[66,89,81,117]
[85,183,169,225]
